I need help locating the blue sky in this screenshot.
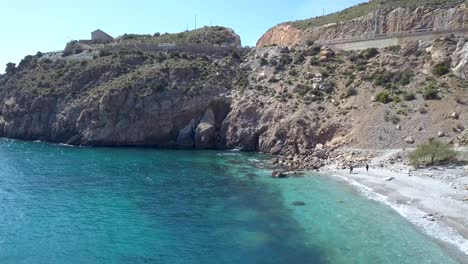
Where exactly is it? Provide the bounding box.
[0,0,365,72]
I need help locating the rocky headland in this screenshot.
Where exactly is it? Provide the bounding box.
[0,2,467,171]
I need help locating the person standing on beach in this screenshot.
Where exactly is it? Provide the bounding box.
[350,165,354,174]
[366,164,369,172]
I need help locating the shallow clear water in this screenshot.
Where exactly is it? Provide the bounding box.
[0,139,459,263]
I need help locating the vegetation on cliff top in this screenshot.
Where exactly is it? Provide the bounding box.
[290,0,467,30]
[0,48,244,99]
[116,26,240,46]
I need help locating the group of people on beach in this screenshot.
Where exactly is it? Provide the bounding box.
[349,164,369,174]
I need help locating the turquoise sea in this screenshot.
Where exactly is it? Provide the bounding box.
[0,139,460,263]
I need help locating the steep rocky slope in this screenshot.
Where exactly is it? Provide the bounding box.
[0,28,467,168]
[228,37,467,158]
[0,33,245,148]
[257,0,468,47]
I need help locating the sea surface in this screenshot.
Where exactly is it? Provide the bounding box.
[0,139,459,263]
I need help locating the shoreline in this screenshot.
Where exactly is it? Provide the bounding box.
[319,161,468,263]
[6,138,468,261]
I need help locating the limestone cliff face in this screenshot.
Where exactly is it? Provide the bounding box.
[0,48,237,149]
[257,4,468,47]
[0,84,231,148]
[256,24,305,48]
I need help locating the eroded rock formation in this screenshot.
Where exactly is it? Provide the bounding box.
[257,4,468,47]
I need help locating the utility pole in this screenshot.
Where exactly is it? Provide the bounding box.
[195,14,197,29]
[323,8,325,16]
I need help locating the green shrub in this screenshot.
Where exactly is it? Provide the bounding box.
[372,70,413,89]
[384,111,400,124]
[419,107,428,114]
[345,75,355,87]
[385,45,401,53]
[375,91,391,104]
[409,139,458,167]
[403,92,416,101]
[5,62,16,75]
[268,76,279,83]
[294,53,305,64]
[231,51,241,60]
[359,48,379,60]
[306,40,315,46]
[98,49,111,57]
[309,56,319,65]
[289,69,298,76]
[343,86,357,98]
[322,80,336,94]
[62,41,84,57]
[279,54,292,66]
[390,115,400,124]
[396,109,407,116]
[433,64,450,77]
[392,95,401,103]
[423,85,439,100]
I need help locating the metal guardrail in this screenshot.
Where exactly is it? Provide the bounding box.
[320,24,468,45]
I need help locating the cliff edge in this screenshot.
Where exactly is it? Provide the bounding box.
[257,0,468,47]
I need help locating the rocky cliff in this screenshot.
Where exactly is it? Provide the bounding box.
[0,44,241,148]
[257,2,468,47]
[1,27,468,168]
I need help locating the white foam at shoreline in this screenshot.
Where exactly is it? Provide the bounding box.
[332,174,468,257]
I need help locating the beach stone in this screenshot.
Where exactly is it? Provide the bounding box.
[450,112,459,120]
[438,131,445,137]
[384,177,395,182]
[405,136,415,144]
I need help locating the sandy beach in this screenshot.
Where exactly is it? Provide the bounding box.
[321,149,468,263]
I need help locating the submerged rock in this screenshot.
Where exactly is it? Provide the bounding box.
[292,201,306,206]
[272,170,288,178]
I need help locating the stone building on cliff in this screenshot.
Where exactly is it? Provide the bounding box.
[91,29,113,42]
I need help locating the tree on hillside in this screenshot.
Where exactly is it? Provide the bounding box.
[5,62,16,76]
[409,139,458,167]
